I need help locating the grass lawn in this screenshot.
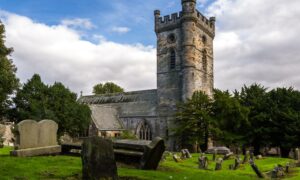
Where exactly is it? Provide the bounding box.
[1,146,300,180]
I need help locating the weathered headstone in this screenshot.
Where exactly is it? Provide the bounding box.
[234,156,241,170]
[250,152,254,160]
[285,163,290,173]
[212,149,217,161]
[271,165,285,178]
[181,149,192,159]
[249,159,264,178]
[140,137,165,170]
[198,155,208,169]
[215,158,223,170]
[256,155,263,160]
[10,119,61,157]
[82,137,118,180]
[173,154,181,163]
[243,150,250,164]
[295,148,300,162]
[223,152,233,160]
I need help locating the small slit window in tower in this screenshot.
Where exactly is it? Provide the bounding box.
[170,50,176,70]
[202,35,207,45]
[202,50,207,72]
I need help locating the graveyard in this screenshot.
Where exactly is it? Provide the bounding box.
[1,146,300,179]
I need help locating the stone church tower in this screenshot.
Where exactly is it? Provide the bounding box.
[155,0,215,149]
[80,0,215,151]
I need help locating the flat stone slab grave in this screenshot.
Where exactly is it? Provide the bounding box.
[10,119,61,157]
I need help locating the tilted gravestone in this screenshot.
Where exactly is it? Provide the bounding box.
[140,137,166,170]
[243,150,250,164]
[223,152,233,160]
[10,119,61,157]
[249,159,264,178]
[181,149,192,159]
[173,154,181,163]
[198,154,208,169]
[215,158,223,170]
[82,136,118,180]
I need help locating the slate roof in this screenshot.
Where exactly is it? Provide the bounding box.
[78,89,157,105]
[90,105,124,131]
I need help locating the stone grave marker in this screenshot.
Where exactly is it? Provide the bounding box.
[215,158,223,170]
[198,155,208,169]
[140,137,165,170]
[243,150,250,164]
[181,149,192,159]
[250,152,254,160]
[173,154,181,163]
[82,136,118,180]
[295,148,300,162]
[212,149,217,161]
[234,156,241,170]
[10,119,61,157]
[223,152,233,160]
[249,159,264,178]
[271,165,285,178]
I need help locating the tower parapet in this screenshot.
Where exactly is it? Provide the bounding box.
[154,10,215,38]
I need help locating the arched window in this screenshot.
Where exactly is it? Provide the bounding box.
[202,49,207,72]
[170,49,176,70]
[137,121,152,140]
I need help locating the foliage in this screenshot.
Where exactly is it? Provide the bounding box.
[212,89,250,146]
[93,82,124,95]
[0,22,19,120]
[118,130,138,140]
[174,91,214,151]
[13,74,91,136]
[0,147,299,180]
[267,87,300,157]
[237,84,270,155]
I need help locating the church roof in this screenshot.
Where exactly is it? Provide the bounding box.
[78,89,157,105]
[90,105,124,131]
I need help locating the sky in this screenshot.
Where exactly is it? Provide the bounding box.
[0,0,300,95]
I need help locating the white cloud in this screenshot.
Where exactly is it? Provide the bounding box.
[206,0,300,91]
[111,26,131,34]
[61,18,95,29]
[0,12,156,95]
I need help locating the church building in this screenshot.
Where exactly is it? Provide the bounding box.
[79,0,215,150]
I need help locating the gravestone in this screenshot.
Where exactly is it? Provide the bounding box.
[249,159,264,178]
[223,152,233,160]
[215,158,223,170]
[198,154,208,169]
[181,149,192,159]
[140,137,165,170]
[256,155,263,159]
[233,156,241,170]
[250,152,254,160]
[271,165,285,178]
[212,149,217,161]
[173,154,181,163]
[82,136,118,180]
[243,150,250,164]
[10,119,61,157]
[295,148,300,162]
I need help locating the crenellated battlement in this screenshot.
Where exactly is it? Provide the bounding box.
[154,9,215,37]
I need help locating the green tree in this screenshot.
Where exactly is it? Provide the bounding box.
[267,87,300,157]
[174,91,214,152]
[212,89,250,147]
[93,82,124,95]
[239,83,270,155]
[14,74,91,136]
[0,22,19,120]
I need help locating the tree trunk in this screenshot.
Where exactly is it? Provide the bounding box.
[280,146,290,158]
[253,143,261,155]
